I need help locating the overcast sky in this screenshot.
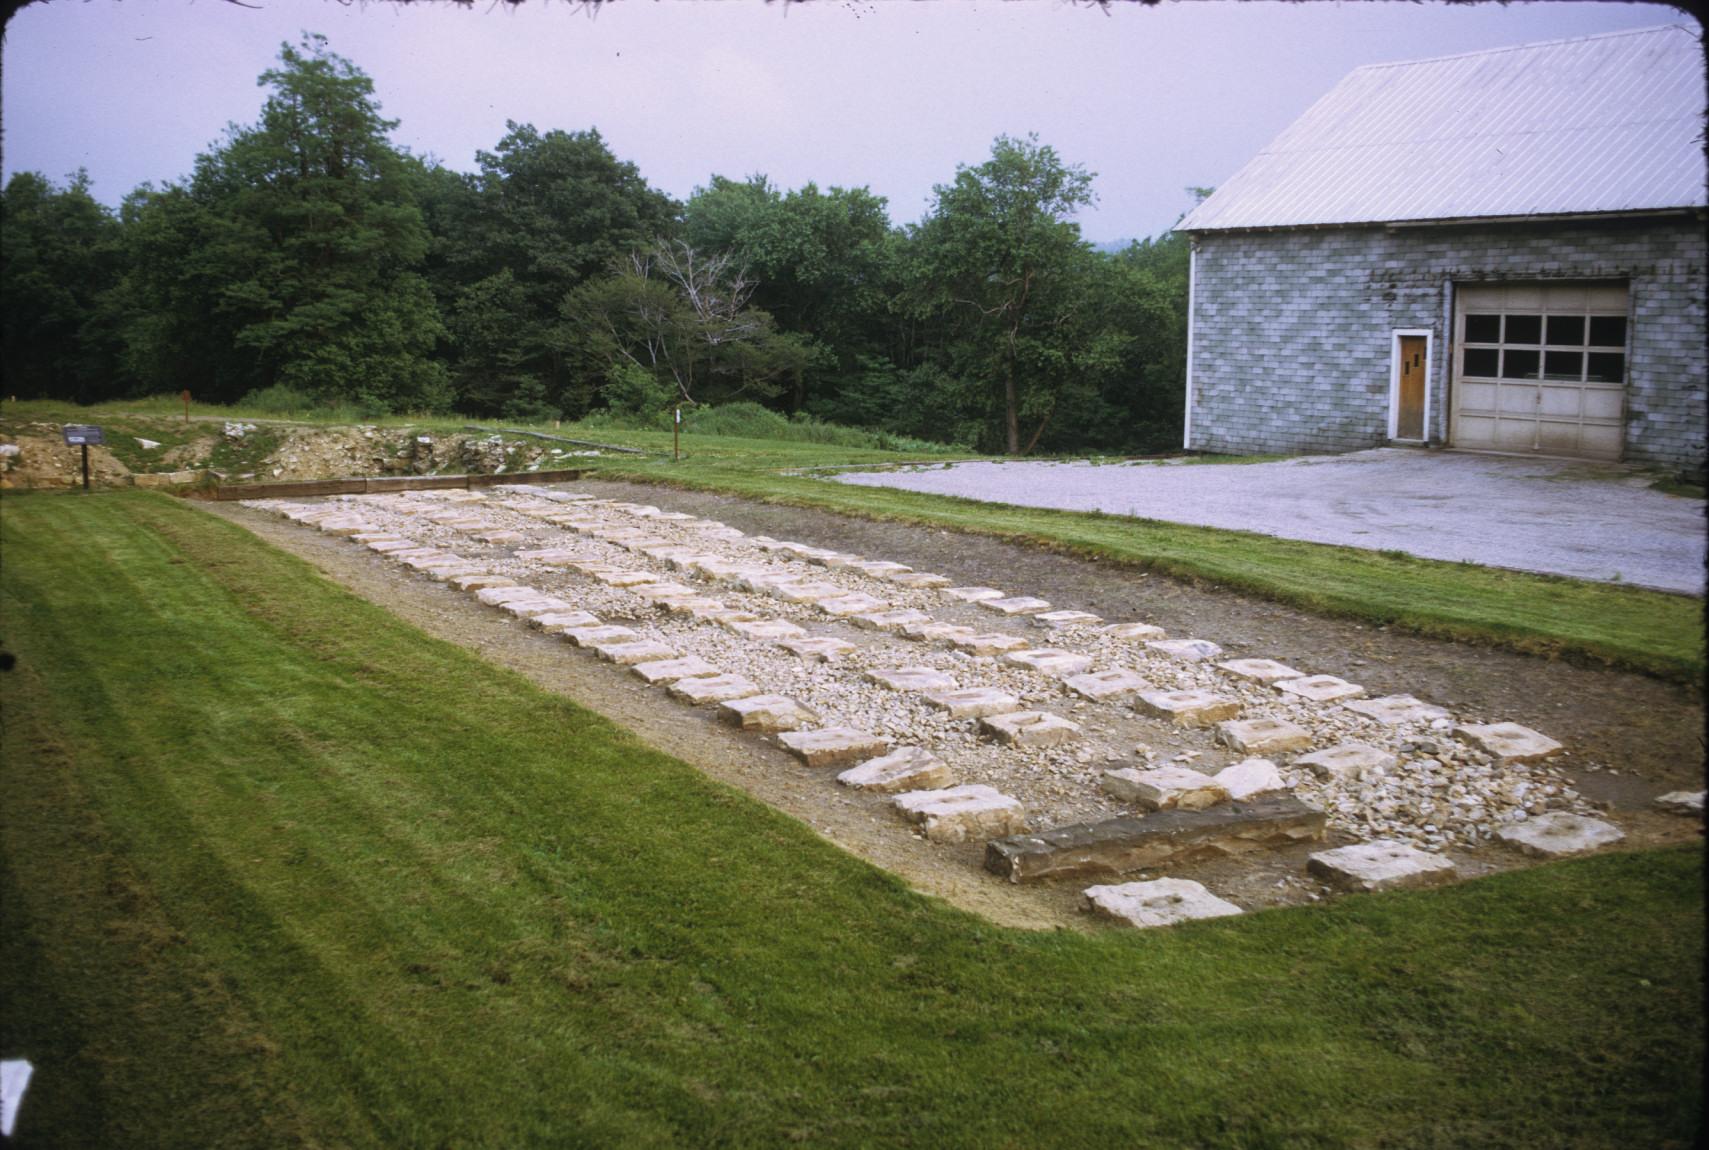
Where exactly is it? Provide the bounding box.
[2,1,1696,242]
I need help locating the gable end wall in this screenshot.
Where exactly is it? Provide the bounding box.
[1186,219,1706,470]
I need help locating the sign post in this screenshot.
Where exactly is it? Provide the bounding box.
[62,425,104,491]
[673,405,681,463]
[180,389,191,423]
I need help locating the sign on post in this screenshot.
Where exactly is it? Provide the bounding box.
[62,425,103,491]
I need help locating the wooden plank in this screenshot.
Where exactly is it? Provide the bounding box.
[208,469,589,501]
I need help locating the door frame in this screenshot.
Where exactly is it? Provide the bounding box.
[1388,329,1433,442]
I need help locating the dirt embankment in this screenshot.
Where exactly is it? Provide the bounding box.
[0,417,601,490]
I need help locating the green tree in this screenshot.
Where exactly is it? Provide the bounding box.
[910,133,1103,454]
[684,175,899,415]
[424,124,678,414]
[0,170,124,401]
[562,241,809,415]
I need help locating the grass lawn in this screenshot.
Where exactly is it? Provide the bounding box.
[0,489,1701,1149]
[581,452,1705,684]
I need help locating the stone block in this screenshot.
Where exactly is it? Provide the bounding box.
[593,570,662,588]
[1307,840,1457,892]
[985,795,1327,883]
[1064,669,1149,701]
[1135,689,1241,727]
[1216,658,1304,683]
[515,548,589,565]
[630,582,699,601]
[1102,622,1166,640]
[981,710,1081,747]
[476,585,549,606]
[817,593,889,618]
[401,553,469,571]
[979,596,1053,616]
[1274,675,1365,703]
[659,597,725,615]
[593,639,677,665]
[1145,638,1224,662]
[922,686,1023,719]
[893,785,1026,843]
[848,560,911,577]
[1454,723,1564,763]
[1102,766,1229,811]
[367,539,422,553]
[693,605,756,623]
[903,622,978,643]
[1034,610,1102,627]
[561,624,641,647]
[944,586,1005,603]
[720,694,818,732]
[669,673,761,705]
[1343,695,1451,725]
[1217,716,1313,755]
[887,572,951,589]
[449,574,515,591]
[850,609,932,632]
[725,618,808,640]
[1004,649,1093,678]
[867,666,958,692]
[1082,879,1244,929]
[778,728,892,767]
[1496,813,1625,857]
[777,637,857,662]
[951,633,1032,656]
[425,566,489,583]
[631,656,722,684]
[837,747,953,792]
[774,581,848,604]
[1294,742,1396,781]
[478,530,525,544]
[501,597,576,618]
[1655,790,1705,816]
[1213,758,1288,801]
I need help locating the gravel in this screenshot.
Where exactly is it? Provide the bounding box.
[830,447,1707,594]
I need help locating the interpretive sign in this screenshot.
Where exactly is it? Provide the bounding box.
[62,424,104,446]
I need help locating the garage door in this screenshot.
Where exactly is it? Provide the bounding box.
[1450,282,1629,460]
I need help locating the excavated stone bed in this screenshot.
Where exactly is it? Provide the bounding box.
[225,480,1701,929]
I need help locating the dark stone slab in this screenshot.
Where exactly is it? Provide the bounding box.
[984,795,1326,884]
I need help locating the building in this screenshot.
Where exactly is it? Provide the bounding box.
[1177,25,1706,470]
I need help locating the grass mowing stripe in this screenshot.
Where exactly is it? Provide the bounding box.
[1,491,1700,1148]
[586,461,1704,683]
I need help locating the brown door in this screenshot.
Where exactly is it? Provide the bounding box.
[1396,336,1426,440]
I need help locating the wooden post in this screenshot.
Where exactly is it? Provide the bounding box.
[181,389,191,423]
[673,406,681,462]
[81,443,91,491]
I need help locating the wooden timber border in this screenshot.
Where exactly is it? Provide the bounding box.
[202,468,593,502]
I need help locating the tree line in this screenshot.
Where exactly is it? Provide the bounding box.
[1,34,1193,454]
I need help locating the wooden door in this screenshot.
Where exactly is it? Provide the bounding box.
[1396,335,1426,440]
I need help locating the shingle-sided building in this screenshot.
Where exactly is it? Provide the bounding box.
[1177,25,1706,470]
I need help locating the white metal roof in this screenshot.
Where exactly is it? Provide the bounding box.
[1178,25,1707,232]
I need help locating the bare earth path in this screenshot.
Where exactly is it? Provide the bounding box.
[202,479,1703,929]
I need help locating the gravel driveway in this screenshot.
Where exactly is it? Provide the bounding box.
[834,448,1706,594]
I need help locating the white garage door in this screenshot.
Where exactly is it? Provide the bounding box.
[1450,282,1629,460]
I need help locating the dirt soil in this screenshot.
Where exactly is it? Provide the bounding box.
[202,478,1705,931]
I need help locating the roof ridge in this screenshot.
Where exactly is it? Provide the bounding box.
[1350,22,1699,72]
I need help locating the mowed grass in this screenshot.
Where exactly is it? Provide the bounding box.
[0,490,1701,1149]
[585,456,1706,683]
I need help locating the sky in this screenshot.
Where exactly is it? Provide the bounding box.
[1,0,1697,243]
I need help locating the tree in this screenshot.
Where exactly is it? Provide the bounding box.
[684,175,899,415]
[0,170,124,401]
[911,134,1101,454]
[423,124,679,414]
[562,240,809,415]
